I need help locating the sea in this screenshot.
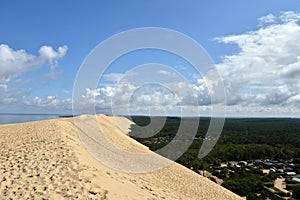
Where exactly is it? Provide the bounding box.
[0,113,64,125]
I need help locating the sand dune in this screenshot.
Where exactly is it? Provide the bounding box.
[0,114,243,200]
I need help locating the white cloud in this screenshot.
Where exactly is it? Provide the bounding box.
[258,14,276,24]
[102,73,123,82]
[0,44,37,83]
[0,44,68,113]
[279,11,300,23]
[33,96,58,107]
[281,59,300,78]
[157,70,176,77]
[39,45,68,71]
[74,77,211,115]
[215,11,300,115]
[0,84,18,104]
[4,12,300,117]
[0,44,68,84]
[44,11,300,116]
[22,95,72,111]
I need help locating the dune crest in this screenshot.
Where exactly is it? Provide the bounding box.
[0,115,242,200]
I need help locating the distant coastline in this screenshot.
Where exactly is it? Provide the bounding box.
[0,113,74,125]
[1,113,299,125]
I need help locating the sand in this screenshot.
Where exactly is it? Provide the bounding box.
[0,114,243,200]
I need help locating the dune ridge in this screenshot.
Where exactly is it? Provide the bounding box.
[0,114,243,200]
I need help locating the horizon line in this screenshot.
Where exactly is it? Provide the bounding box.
[1,112,300,119]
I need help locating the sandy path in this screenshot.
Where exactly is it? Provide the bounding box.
[0,120,107,199]
[274,178,289,194]
[0,115,243,200]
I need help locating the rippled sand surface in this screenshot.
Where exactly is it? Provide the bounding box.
[0,115,242,200]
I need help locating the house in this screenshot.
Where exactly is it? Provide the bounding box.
[264,162,274,169]
[292,177,300,184]
[238,161,247,166]
[285,167,293,172]
[270,168,276,173]
[275,162,284,169]
[254,159,263,166]
[220,163,227,168]
[271,160,279,164]
[235,164,241,168]
[286,172,296,177]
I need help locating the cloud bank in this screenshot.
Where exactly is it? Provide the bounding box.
[76,11,300,116]
[2,11,300,117]
[0,44,67,110]
[215,11,300,116]
[0,44,67,84]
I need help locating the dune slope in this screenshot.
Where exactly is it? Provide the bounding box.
[0,115,242,200]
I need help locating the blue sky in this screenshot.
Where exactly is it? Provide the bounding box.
[1,1,300,117]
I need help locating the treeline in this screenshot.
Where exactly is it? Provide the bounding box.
[128,116,300,199]
[218,118,300,148]
[209,144,300,161]
[129,116,300,162]
[128,116,300,166]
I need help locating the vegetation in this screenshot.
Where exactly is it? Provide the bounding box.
[128,116,300,198]
[129,116,300,162]
[293,185,300,199]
